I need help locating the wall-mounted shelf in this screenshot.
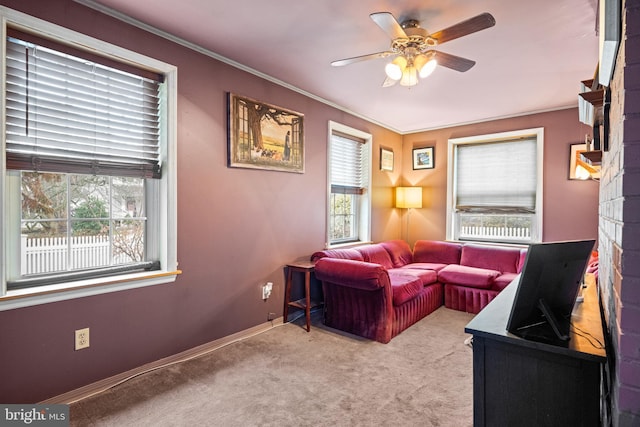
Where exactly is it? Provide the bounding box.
[580,150,602,165]
[579,88,605,107]
[578,74,610,152]
[577,150,602,180]
[579,79,604,126]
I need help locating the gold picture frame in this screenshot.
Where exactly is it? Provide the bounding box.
[227,93,304,173]
[569,143,587,180]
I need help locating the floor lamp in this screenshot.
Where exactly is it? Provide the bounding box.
[396,187,423,242]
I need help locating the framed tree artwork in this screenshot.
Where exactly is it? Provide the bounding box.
[227,93,304,173]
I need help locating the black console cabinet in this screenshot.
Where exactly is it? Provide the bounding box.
[465,277,606,427]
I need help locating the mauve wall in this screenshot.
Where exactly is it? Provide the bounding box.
[401,108,599,244]
[0,0,599,404]
[0,0,403,402]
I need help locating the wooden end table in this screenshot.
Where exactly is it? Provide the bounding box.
[283,260,319,332]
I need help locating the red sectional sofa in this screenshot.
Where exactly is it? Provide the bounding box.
[312,240,527,343]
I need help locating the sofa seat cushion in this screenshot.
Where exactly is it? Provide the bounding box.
[401,262,448,272]
[491,272,519,292]
[387,272,424,306]
[438,264,501,289]
[390,268,438,286]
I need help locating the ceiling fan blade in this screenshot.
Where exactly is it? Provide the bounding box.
[382,76,398,87]
[370,12,408,40]
[433,51,476,72]
[430,13,496,45]
[331,51,394,67]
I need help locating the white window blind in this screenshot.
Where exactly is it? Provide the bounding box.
[456,138,537,212]
[5,31,162,178]
[330,133,366,194]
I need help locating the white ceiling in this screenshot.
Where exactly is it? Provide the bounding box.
[80,0,599,134]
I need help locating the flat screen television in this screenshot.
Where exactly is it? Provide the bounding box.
[506,239,596,344]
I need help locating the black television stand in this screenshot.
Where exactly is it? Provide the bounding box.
[465,278,606,427]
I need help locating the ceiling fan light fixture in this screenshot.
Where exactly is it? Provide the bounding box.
[400,66,418,86]
[332,12,496,88]
[419,59,438,78]
[385,56,407,81]
[414,54,438,79]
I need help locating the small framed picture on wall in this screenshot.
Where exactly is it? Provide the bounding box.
[380,146,394,171]
[413,146,435,170]
[569,143,587,180]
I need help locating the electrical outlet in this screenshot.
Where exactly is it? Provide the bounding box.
[268,312,276,321]
[75,328,90,350]
[262,282,273,300]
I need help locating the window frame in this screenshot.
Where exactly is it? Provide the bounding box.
[446,127,544,244]
[0,6,178,311]
[326,121,372,248]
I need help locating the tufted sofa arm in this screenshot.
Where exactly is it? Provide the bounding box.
[314,257,395,343]
[314,258,390,291]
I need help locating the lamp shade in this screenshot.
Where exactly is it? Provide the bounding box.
[396,187,423,209]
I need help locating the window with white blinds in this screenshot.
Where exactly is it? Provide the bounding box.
[5,31,162,179]
[455,138,537,212]
[330,132,366,194]
[327,122,371,246]
[448,128,543,244]
[1,7,178,310]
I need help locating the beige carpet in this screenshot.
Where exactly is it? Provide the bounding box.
[70,307,476,427]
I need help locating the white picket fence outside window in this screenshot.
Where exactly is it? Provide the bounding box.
[21,235,130,275]
[459,226,531,242]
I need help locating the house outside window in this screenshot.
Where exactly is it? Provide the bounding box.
[327,121,371,247]
[1,7,178,310]
[447,128,544,244]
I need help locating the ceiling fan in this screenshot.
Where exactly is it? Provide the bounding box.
[331,12,496,87]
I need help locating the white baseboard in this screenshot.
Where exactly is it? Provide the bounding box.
[41,317,284,404]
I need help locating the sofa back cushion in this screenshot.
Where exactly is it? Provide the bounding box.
[518,248,528,273]
[380,240,413,267]
[310,248,365,262]
[460,244,522,273]
[413,240,462,265]
[356,244,394,269]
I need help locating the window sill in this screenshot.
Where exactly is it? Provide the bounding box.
[454,239,531,248]
[0,269,182,311]
[327,240,373,250]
